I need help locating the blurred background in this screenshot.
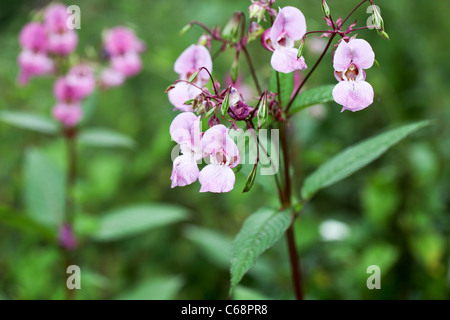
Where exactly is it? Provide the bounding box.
[0,0,448,299]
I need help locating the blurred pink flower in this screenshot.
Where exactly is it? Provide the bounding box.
[103,26,145,56]
[58,223,78,250]
[44,3,71,33]
[66,63,96,98]
[52,102,83,127]
[100,68,126,88]
[332,38,375,112]
[19,22,47,52]
[17,50,54,85]
[174,44,212,85]
[199,125,240,193]
[43,4,78,55]
[47,30,78,55]
[170,112,203,188]
[54,77,85,102]
[110,51,142,77]
[267,6,307,73]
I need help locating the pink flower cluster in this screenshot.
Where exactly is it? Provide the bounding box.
[52,63,95,127]
[170,112,240,193]
[18,4,78,84]
[100,27,145,88]
[17,3,145,128]
[167,45,241,193]
[332,38,375,112]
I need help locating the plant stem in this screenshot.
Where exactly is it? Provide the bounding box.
[342,0,369,26]
[279,120,303,300]
[285,33,336,113]
[63,128,77,300]
[242,46,262,95]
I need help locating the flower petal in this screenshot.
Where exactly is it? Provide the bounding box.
[174,45,212,84]
[168,82,202,112]
[171,155,199,188]
[270,7,306,43]
[199,164,235,193]
[271,47,307,73]
[348,39,375,70]
[169,112,200,145]
[333,40,352,72]
[332,80,374,112]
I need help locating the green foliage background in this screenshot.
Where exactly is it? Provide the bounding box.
[0,0,448,299]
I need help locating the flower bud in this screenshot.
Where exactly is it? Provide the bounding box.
[248,22,264,42]
[248,3,266,23]
[322,0,331,17]
[257,93,268,129]
[222,12,242,42]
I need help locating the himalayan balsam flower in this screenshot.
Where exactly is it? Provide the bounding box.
[199,125,240,193]
[58,223,78,250]
[332,38,375,112]
[103,26,144,80]
[17,22,54,84]
[17,50,54,85]
[262,6,307,73]
[66,64,96,99]
[170,113,240,193]
[44,4,78,55]
[100,68,126,88]
[52,102,83,127]
[170,112,203,188]
[168,45,212,111]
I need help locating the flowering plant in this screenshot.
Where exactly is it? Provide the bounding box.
[166,0,429,299]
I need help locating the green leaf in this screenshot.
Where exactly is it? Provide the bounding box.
[24,149,65,227]
[0,207,55,240]
[93,204,189,241]
[233,286,270,300]
[116,276,184,300]
[184,225,231,268]
[289,84,335,115]
[221,89,230,116]
[230,208,292,293]
[269,70,293,106]
[0,111,59,134]
[302,120,431,200]
[78,128,136,149]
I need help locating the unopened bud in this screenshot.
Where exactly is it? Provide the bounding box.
[248,3,266,23]
[248,22,264,42]
[222,12,242,42]
[231,56,240,84]
[257,93,268,129]
[179,23,192,36]
[322,0,331,17]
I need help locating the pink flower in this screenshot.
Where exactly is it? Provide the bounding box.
[170,112,203,188]
[168,82,203,112]
[17,50,54,85]
[54,77,84,102]
[100,68,126,88]
[43,4,78,55]
[52,102,83,127]
[110,51,142,77]
[332,39,375,112]
[47,30,78,55]
[44,4,71,33]
[19,22,47,52]
[58,223,78,250]
[103,26,145,56]
[199,125,240,193]
[66,64,96,98]
[264,7,307,73]
[174,44,212,85]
